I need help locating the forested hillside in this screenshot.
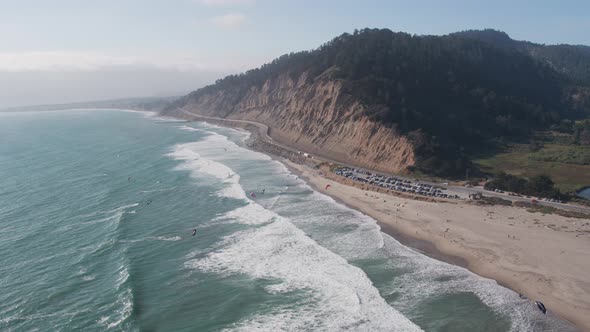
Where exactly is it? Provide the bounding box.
[453,29,590,85]
[168,28,590,177]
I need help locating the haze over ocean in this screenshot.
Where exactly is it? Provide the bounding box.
[0,110,574,331]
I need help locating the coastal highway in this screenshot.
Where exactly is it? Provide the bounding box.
[178,107,350,163]
[177,108,590,215]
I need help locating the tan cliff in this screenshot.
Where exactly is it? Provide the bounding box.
[169,72,415,174]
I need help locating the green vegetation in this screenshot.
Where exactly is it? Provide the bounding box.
[528,205,590,219]
[513,202,590,219]
[484,172,562,198]
[453,29,590,85]
[513,201,590,218]
[474,138,590,192]
[529,144,590,165]
[475,151,590,193]
[173,28,590,177]
[475,196,513,206]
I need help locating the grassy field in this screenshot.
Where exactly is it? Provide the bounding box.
[474,143,590,193]
[528,144,590,165]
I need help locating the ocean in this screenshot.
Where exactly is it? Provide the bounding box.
[0,109,576,331]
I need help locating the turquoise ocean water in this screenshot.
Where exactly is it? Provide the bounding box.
[0,110,576,331]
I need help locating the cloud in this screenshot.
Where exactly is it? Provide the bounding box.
[209,13,247,29]
[0,67,224,109]
[0,51,141,72]
[0,51,253,72]
[0,50,270,108]
[193,0,254,6]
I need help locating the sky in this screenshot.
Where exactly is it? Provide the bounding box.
[1,0,589,108]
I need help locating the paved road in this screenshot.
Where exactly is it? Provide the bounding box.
[178,108,374,167]
[178,108,590,215]
[179,108,302,155]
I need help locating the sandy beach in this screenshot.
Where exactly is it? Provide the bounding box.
[285,159,590,331]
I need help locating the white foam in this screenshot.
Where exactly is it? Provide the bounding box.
[176,125,200,132]
[116,266,129,289]
[104,288,133,330]
[119,109,157,117]
[79,212,123,226]
[153,236,181,241]
[187,209,421,331]
[78,203,139,219]
[219,203,277,225]
[167,142,247,200]
[106,203,140,214]
[77,203,138,228]
[85,239,116,255]
[119,236,182,243]
[379,234,557,331]
[167,126,419,330]
[166,128,273,204]
[139,186,176,194]
[195,128,271,161]
[270,191,387,260]
[82,275,96,281]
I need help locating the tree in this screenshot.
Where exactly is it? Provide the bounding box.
[525,174,555,197]
[528,141,543,152]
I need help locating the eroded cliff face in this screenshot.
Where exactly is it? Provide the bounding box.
[176,72,415,173]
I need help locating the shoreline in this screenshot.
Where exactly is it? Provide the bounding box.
[183,115,590,331]
[281,159,471,269]
[281,158,542,308]
[283,159,589,331]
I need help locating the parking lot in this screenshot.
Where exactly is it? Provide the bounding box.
[333,167,461,199]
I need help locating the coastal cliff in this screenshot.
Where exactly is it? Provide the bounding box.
[164,28,590,177]
[165,71,415,174]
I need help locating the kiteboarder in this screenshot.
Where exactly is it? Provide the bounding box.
[146,199,152,205]
[192,229,197,237]
[535,301,547,314]
[261,189,265,194]
[250,192,257,199]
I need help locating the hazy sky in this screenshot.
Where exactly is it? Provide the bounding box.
[1,0,589,108]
